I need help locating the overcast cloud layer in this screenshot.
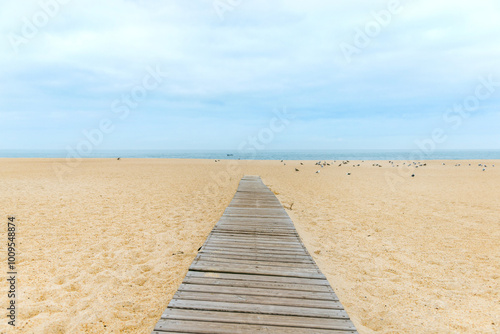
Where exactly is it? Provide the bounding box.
[1,0,499,150]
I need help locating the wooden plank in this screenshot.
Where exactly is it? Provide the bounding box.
[224,208,288,214]
[215,220,294,226]
[217,218,292,222]
[234,190,275,193]
[211,230,299,237]
[229,203,284,208]
[207,236,301,245]
[200,248,310,258]
[229,203,282,205]
[216,222,294,227]
[199,250,314,262]
[192,259,320,273]
[208,236,300,243]
[205,240,303,248]
[208,234,299,240]
[213,232,296,239]
[229,202,283,206]
[166,300,350,319]
[213,227,293,232]
[214,223,294,228]
[231,196,279,200]
[203,243,305,252]
[212,229,298,235]
[185,270,330,285]
[218,218,292,222]
[222,214,290,218]
[205,239,301,247]
[197,252,314,263]
[200,246,306,257]
[196,254,315,266]
[224,210,288,215]
[216,223,295,228]
[218,219,292,223]
[214,223,295,228]
[199,246,309,259]
[215,225,296,230]
[215,227,295,231]
[160,309,356,330]
[203,240,305,250]
[230,198,282,202]
[216,223,294,227]
[201,245,307,255]
[154,319,357,333]
[208,233,299,240]
[234,192,276,196]
[182,277,334,293]
[194,256,319,269]
[205,239,302,246]
[172,291,343,309]
[230,198,281,201]
[178,284,336,300]
[213,229,296,234]
[230,197,280,201]
[210,232,298,240]
[189,263,324,279]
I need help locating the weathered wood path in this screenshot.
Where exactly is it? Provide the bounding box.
[152,175,358,333]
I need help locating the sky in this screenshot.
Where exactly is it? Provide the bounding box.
[1,0,499,151]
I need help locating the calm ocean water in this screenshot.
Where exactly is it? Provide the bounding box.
[1,150,500,160]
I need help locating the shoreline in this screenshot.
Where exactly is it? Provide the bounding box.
[1,157,500,161]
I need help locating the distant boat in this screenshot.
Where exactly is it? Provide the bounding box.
[227,154,233,156]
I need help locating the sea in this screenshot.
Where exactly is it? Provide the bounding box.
[1,149,500,160]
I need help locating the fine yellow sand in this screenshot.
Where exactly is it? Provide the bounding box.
[0,158,499,333]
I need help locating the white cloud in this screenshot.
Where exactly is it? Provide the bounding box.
[0,0,499,149]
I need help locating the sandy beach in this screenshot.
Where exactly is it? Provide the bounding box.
[0,158,499,333]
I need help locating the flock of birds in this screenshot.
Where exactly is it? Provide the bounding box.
[116,157,494,176]
[446,162,494,172]
[291,160,416,175]
[276,160,495,176]
[212,158,495,176]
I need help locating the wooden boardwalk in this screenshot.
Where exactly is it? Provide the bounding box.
[152,175,358,333]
